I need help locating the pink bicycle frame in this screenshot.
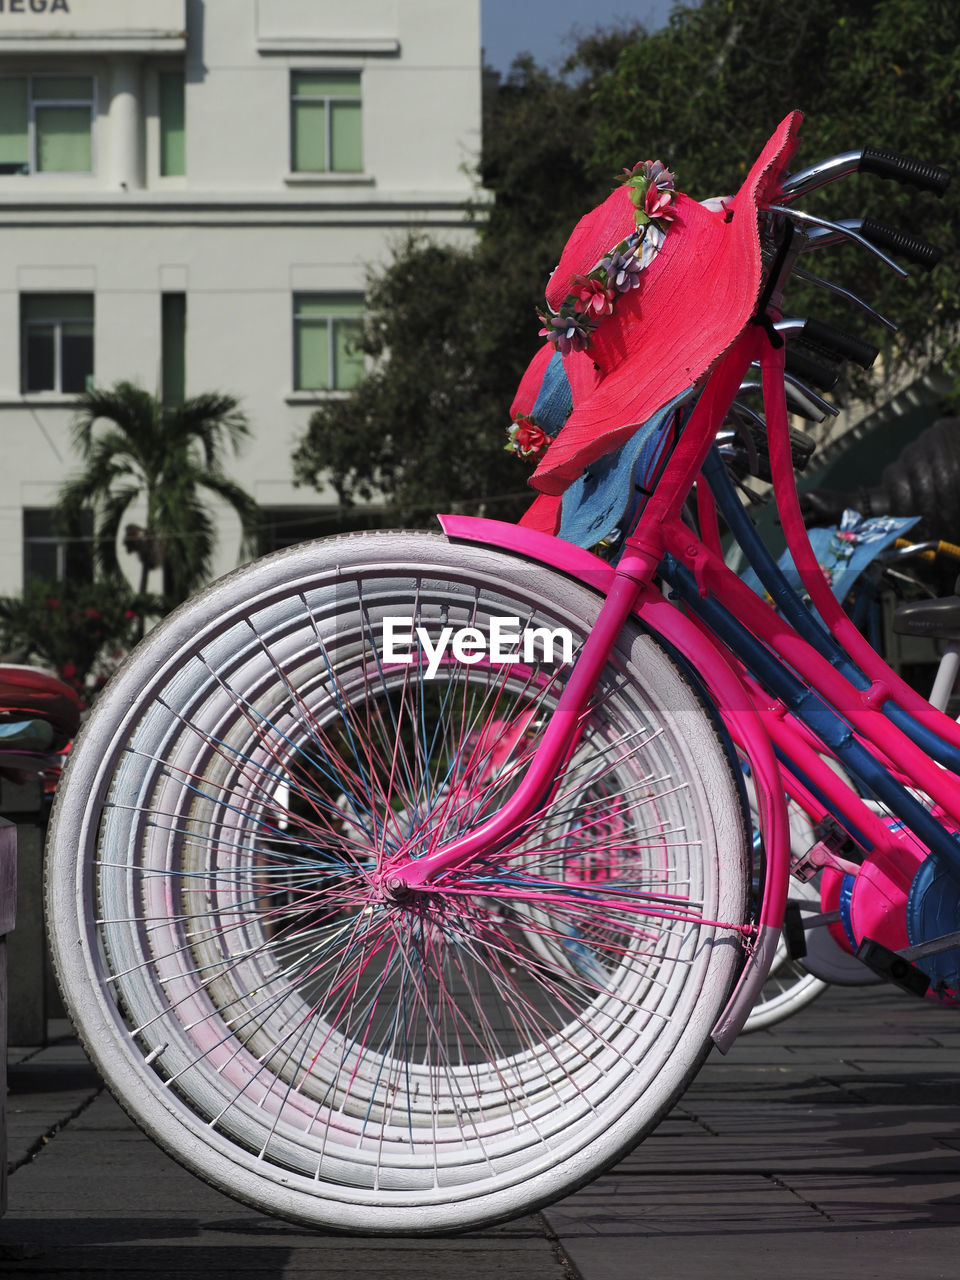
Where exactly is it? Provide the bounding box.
[386,305,960,1034]
[392,327,793,1046]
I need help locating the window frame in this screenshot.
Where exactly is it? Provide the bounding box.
[292,292,365,393]
[289,70,363,175]
[158,69,185,177]
[20,293,95,396]
[0,73,97,176]
[161,291,187,405]
[22,506,94,587]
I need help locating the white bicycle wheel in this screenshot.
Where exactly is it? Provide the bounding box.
[743,765,883,1030]
[743,877,826,1030]
[46,531,749,1234]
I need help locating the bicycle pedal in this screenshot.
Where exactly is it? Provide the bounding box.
[792,819,863,882]
[783,901,807,959]
[855,936,931,998]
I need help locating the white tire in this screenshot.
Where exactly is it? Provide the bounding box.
[46,531,749,1233]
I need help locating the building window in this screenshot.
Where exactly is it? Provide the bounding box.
[159,71,185,176]
[0,75,95,175]
[290,72,362,174]
[21,294,94,394]
[161,293,186,405]
[293,294,364,392]
[23,508,93,586]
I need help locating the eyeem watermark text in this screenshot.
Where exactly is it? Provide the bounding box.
[383,616,574,678]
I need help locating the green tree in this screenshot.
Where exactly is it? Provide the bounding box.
[293,1,960,515]
[58,382,261,605]
[293,235,528,524]
[292,31,643,522]
[588,0,960,366]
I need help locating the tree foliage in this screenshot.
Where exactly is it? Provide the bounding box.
[589,0,960,369]
[292,236,530,525]
[292,33,642,523]
[293,0,960,518]
[58,382,261,606]
[0,578,157,703]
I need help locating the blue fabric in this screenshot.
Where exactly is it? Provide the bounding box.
[558,390,690,549]
[740,510,921,603]
[0,718,55,750]
[531,352,573,438]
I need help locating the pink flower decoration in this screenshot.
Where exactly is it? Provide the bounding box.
[645,183,677,222]
[572,276,615,319]
[513,421,548,455]
[507,414,549,459]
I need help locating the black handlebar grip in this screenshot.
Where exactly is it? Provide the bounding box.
[800,318,880,370]
[784,347,840,392]
[860,216,942,271]
[788,426,817,472]
[858,146,951,196]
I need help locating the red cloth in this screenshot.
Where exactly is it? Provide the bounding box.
[0,667,82,745]
[518,492,562,535]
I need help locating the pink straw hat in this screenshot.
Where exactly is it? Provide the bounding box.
[509,342,553,421]
[526,110,803,498]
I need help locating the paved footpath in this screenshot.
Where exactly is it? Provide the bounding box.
[2,985,960,1279]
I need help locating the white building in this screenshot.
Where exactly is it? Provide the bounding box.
[0,0,481,594]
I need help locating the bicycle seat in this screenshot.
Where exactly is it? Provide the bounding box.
[892,595,960,638]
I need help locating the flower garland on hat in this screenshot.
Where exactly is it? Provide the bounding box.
[505,413,550,459]
[539,160,678,357]
[506,160,678,460]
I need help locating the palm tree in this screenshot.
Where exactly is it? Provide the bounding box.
[57,381,261,606]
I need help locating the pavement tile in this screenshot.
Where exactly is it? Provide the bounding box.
[670,1098,960,1135]
[0,1236,564,1279]
[780,1171,960,1224]
[616,1133,960,1178]
[678,1066,851,1103]
[544,1172,818,1236]
[769,1031,944,1048]
[2,1085,567,1277]
[823,1049,957,1065]
[701,1044,797,1064]
[61,1092,129,1130]
[11,1041,94,1067]
[546,1220,960,1280]
[647,1114,703,1138]
[818,1070,960,1106]
[4,984,960,1279]
[4,1086,100,1115]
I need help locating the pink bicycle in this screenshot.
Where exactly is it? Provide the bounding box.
[45,111,954,1233]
